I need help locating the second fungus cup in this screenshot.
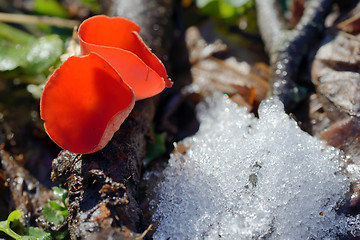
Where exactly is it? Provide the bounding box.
[78,15,172,100]
[40,15,171,154]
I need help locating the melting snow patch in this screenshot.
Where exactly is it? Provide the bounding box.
[151,94,355,239]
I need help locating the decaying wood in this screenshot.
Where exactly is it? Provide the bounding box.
[51,1,174,239]
[0,150,53,225]
[255,0,334,112]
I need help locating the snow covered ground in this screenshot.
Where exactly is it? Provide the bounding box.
[150,93,358,239]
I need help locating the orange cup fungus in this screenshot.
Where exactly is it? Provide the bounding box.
[40,15,171,154]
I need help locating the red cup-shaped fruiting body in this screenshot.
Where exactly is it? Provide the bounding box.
[78,15,172,100]
[40,53,135,154]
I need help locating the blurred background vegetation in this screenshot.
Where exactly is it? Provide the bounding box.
[0,0,256,186]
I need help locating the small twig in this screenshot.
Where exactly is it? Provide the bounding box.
[0,12,80,28]
[255,0,285,53]
[135,224,153,240]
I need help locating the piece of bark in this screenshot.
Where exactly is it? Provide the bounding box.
[255,0,334,112]
[312,25,360,118]
[51,1,174,239]
[0,149,53,225]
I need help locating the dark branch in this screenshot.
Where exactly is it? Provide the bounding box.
[256,0,334,112]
